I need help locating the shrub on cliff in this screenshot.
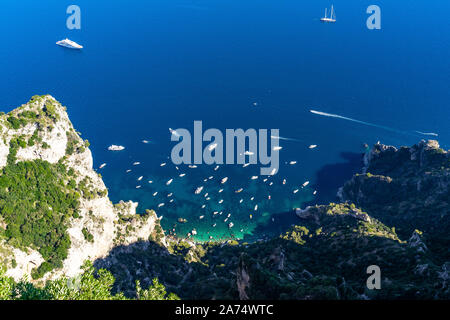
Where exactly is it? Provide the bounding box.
[0,158,80,278]
[0,262,178,300]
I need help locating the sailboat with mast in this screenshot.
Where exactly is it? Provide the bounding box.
[320,5,336,23]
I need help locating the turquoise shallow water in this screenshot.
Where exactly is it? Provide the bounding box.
[1,0,449,241]
[108,155,317,241]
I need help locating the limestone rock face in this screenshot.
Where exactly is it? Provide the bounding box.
[0,95,161,281]
[408,230,428,253]
[236,257,250,300]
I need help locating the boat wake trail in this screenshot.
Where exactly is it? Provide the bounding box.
[271,135,301,142]
[415,131,438,137]
[310,109,410,135]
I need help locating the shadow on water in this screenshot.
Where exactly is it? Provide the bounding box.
[240,151,364,242]
[306,151,364,206]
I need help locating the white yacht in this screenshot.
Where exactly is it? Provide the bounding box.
[108,145,125,151]
[320,5,336,23]
[56,38,83,49]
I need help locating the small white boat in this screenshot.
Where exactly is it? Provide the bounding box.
[166,178,173,185]
[273,146,283,151]
[221,177,228,184]
[142,140,150,144]
[199,215,205,219]
[126,169,132,173]
[99,163,107,169]
[214,165,220,171]
[169,128,180,137]
[254,204,258,211]
[243,163,250,168]
[228,222,234,228]
[160,162,167,167]
[195,186,204,194]
[218,189,224,193]
[153,192,158,196]
[133,162,140,165]
[56,38,83,49]
[179,173,186,177]
[158,203,165,208]
[289,161,297,165]
[293,189,299,194]
[309,145,318,149]
[251,176,258,180]
[302,181,310,187]
[218,199,224,204]
[208,143,218,151]
[108,145,125,151]
[137,176,143,181]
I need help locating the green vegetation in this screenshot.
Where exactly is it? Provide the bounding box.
[6,116,27,130]
[65,130,85,155]
[0,153,80,278]
[341,140,450,264]
[0,261,179,300]
[82,228,94,243]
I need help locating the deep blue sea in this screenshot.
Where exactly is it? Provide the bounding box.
[1,0,449,241]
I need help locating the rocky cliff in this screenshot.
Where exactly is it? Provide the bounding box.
[339,140,449,262]
[0,95,161,282]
